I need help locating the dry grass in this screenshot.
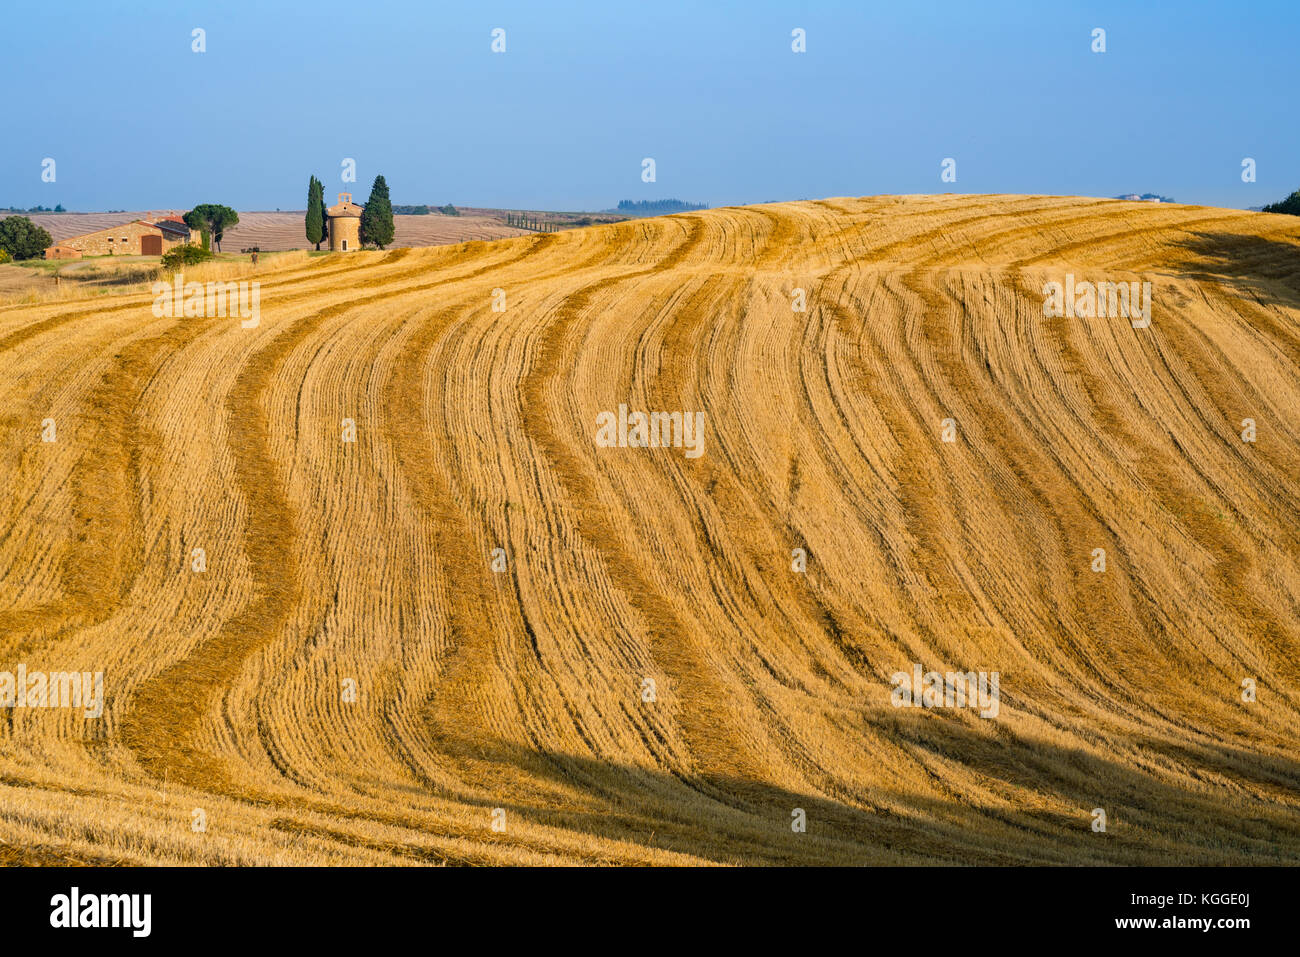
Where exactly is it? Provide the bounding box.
[1,195,1299,865]
[0,251,329,307]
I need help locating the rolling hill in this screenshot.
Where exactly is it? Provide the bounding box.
[1,194,1298,865]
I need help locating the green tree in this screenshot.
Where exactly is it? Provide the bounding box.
[1262,189,1300,215]
[359,175,395,249]
[0,216,53,260]
[306,176,325,250]
[183,204,240,253]
[319,190,330,248]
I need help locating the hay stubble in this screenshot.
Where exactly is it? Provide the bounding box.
[1,195,1298,865]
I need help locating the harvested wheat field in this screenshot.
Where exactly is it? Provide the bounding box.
[1,194,1299,866]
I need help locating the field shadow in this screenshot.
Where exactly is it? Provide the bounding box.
[1165,228,1300,312]
[418,715,1300,866]
[61,266,160,287]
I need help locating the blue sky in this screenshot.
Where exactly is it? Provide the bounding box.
[3,0,1297,211]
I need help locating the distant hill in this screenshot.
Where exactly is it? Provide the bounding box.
[392,204,461,216]
[1,204,66,213]
[609,199,709,216]
[1115,193,1175,203]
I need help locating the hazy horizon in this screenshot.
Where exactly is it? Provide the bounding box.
[0,192,1276,216]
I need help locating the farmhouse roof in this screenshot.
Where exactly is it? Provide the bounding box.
[155,219,190,237]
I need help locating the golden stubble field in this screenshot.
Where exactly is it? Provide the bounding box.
[1,194,1298,865]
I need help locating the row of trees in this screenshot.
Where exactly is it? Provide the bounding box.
[615,198,707,215]
[304,174,396,250]
[1,204,65,213]
[506,212,557,231]
[390,203,458,216]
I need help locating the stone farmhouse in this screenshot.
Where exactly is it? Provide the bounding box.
[45,215,193,260]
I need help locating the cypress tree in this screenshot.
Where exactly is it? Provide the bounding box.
[319,188,330,248]
[359,174,395,249]
[306,176,324,250]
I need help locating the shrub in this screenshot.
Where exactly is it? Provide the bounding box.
[161,244,213,270]
[0,248,11,264]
